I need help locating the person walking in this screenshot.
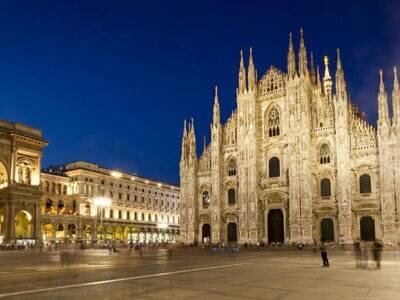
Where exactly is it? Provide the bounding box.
[354,240,362,268]
[128,240,134,256]
[372,239,383,269]
[319,240,329,267]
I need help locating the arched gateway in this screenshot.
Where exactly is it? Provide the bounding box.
[201,224,211,243]
[268,209,284,243]
[227,222,237,242]
[320,218,334,242]
[360,216,375,241]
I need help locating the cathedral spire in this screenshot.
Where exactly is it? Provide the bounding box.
[393,66,400,126]
[323,55,332,98]
[310,51,316,83]
[335,48,347,98]
[298,28,308,76]
[247,47,257,91]
[203,136,206,152]
[213,85,220,124]
[287,32,296,79]
[183,119,187,138]
[238,50,247,94]
[378,69,390,128]
[316,65,321,90]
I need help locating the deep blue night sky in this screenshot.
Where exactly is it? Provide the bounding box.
[0,0,398,184]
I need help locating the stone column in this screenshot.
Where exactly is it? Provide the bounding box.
[34,203,41,244]
[8,202,15,243]
[3,202,9,242]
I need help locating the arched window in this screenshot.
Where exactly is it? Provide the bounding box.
[202,191,210,208]
[320,144,331,164]
[155,214,158,222]
[148,213,151,221]
[359,174,371,194]
[45,199,52,213]
[45,181,49,192]
[57,200,64,213]
[228,160,236,176]
[57,183,62,194]
[268,157,280,178]
[110,209,114,219]
[0,162,8,189]
[85,202,91,215]
[141,213,145,221]
[63,185,67,194]
[127,211,130,219]
[228,188,236,205]
[119,210,123,219]
[320,178,331,197]
[134,212,138,220]
[268,107,280,137]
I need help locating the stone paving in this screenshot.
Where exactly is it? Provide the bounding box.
[0,248,399,299]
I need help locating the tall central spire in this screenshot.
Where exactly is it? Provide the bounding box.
[378,70,390,127]
[238,50,247,94]
[213,85,220,125]
[247,47,257,91]
[393,66,400,126]
[298,28,308,76]
[335,48,347,98]
[287,32,296,79]
[323,56,332,98]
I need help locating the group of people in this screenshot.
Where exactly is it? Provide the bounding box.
[319,239,384,269]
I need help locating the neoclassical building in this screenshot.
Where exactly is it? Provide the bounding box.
[179,30,400,245]
[0,122,180,245]
[40,162,180,244]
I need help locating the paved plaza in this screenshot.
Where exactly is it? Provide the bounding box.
[0,247,399,299]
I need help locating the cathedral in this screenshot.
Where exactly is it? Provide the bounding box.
[179,30,400,246]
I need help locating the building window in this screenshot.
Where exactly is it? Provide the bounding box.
[228,160,237,176]
[359,174,371,194]
[127,194,130,201]
[45,199,52,213]
[141,213,145,221]
[127,211,130,219]
[202,191,210,208]
[320,178,331,197]
[118,210,122,219]
[57,200,64,213]
[268,157,280,178]
[268,107,280,137]
[110,191,114,198]
[85,201,91,215]
[148,213,151,221]
[119,193,122,200]
[228,188,236,205]
[110,209,114,218]
[320,144,331,164]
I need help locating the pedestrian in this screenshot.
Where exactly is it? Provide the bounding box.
[319,240,329,267]
[128,239,134,256]
[372,239,383,269]
[354,240,362,268]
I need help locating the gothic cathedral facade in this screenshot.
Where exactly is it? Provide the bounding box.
[179,30,400,245]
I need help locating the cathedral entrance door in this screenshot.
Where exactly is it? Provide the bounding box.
[360,216,375,241]
[320,218,334,242]
[268,209,284,243]
[202,224,211,243]
[227,222,237,242]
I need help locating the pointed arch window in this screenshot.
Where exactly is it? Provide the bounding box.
[268,107,280,137]
[228,189,236,205]
[359,174,371,194]
[202,191,210,208]
[268,157,280,178]
[228,160,236,176]
[320,178,331,197]
[320,144,331,164]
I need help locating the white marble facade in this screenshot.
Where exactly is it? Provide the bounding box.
[179,30,400,246]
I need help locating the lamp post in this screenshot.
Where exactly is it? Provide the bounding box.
[93,197,111,240]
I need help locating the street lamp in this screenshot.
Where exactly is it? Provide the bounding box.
[93,197,111,240]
